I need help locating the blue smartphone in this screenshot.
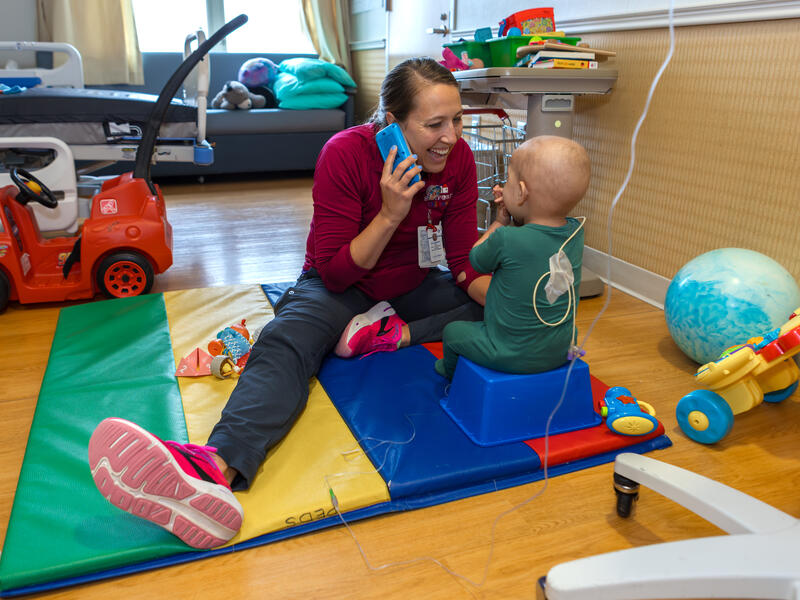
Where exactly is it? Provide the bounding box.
[376,122,421,185]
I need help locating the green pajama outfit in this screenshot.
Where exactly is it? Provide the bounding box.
[435,218,584,379]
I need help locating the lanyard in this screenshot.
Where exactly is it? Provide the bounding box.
[426,208,438,239]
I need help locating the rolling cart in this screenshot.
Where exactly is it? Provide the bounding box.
[461,107,525,232]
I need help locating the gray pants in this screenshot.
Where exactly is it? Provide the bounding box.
[208,268,482,489]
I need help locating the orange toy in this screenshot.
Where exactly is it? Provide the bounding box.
[0,168,172,311]
[207,318,257,378]
[0,15,248,313]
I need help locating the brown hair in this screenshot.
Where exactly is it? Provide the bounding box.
[369,57,458,128]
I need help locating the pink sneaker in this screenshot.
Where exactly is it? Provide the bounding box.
[88,417,243,549]
[334,301,405,358]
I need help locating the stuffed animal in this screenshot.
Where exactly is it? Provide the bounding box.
[238,57,279,89]
[439,47,469,71]
[211,80,266,110]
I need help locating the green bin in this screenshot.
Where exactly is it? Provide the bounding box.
[443,40,492,68]
[486,35,535,67]
[487,35,582,67]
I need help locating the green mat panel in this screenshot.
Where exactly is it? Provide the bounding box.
[0,295,189,592]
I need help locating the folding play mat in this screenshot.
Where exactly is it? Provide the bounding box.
[0,284,671,596]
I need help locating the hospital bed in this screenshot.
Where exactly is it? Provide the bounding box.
[0,21,222,234]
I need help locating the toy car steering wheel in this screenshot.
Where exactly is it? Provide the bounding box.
[9,168,58,209]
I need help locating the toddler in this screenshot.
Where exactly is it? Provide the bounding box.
[435,135,590,379]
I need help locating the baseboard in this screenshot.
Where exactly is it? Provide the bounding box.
[583,247,671,310]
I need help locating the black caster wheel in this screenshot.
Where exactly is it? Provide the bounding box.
[614,472,640,518]
[535,575,548,599]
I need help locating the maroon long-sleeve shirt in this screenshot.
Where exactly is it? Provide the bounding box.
[302,123,480,301]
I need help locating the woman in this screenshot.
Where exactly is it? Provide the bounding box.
[88,57,491,549]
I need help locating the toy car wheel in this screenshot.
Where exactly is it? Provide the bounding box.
[96,252,154,299]
[676,389,734,444]
[0,270,9,313]
[763,380,799,403]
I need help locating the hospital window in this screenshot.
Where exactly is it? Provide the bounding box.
[132,0,316,54]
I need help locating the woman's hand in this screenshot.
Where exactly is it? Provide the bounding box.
[492,184,511,226]
[379,147,425,226]
[348,147,424,270]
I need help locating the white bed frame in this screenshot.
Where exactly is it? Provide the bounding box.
[0,32,211,234]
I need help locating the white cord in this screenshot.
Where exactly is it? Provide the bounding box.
[325,0,676,587]
[531,216,587,350]
[578,1,677,350]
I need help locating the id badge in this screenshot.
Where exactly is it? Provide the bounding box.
[417,224,444,267]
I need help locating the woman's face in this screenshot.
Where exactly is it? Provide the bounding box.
[395,83,463,174]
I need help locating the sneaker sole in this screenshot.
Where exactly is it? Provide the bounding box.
[335,301,394,357]
[88,418,243,549]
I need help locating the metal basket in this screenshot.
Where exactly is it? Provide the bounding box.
[462,108,526,231]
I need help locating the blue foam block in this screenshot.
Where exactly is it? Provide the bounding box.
[441,358,602,447]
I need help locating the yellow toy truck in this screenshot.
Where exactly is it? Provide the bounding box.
[676,308,800,443]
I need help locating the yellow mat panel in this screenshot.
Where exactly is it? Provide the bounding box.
[163,285,391,545]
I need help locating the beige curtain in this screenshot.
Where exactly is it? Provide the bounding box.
[37,0,143,85]
[301,0,352,73]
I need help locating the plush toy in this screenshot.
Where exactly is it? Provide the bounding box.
[244,84,278,108]
[211,80,266,110]
[439,47,469,71]
[238,57,279,89]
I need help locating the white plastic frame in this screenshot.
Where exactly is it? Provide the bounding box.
[544,452,800,599]
[0,41,84,88]
[0,137,81,235]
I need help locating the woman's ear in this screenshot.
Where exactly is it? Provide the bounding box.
[386,112,396,125]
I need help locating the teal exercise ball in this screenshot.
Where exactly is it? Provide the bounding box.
[664,248,800,364]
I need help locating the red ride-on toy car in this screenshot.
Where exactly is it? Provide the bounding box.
[0,167,172,310]
[0,14,247,313]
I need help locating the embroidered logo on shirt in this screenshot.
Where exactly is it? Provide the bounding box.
[425,184,452,210]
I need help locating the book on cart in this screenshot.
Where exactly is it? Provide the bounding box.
[516,41,617,59]
[526,49,596,62]
[529,58,600,69]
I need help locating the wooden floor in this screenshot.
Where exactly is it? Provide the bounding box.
[2,175,798,599]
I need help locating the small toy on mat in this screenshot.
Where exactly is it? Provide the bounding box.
[207,318,258,378]
[175,347,214,376]
[600,387,659,436]
[176,318,260,379]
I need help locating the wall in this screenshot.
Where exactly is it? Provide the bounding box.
[454,0,800,33]
[351,9,800,292]
[0,1,36,40]
[349,0,387,124]
[573,18,800,282]
[0,0,38,67]
[350,48,384,123]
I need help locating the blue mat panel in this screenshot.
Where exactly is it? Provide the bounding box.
[317,346,671,506]
[318,347,544,499]
[261,281,294,307]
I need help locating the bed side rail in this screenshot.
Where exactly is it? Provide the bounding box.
[0,41,84,88]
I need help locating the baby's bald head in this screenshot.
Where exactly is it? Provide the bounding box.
[511,135,590,218]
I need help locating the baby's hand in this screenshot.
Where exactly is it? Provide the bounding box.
[492,184,511,226]
[492,184,504,201]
